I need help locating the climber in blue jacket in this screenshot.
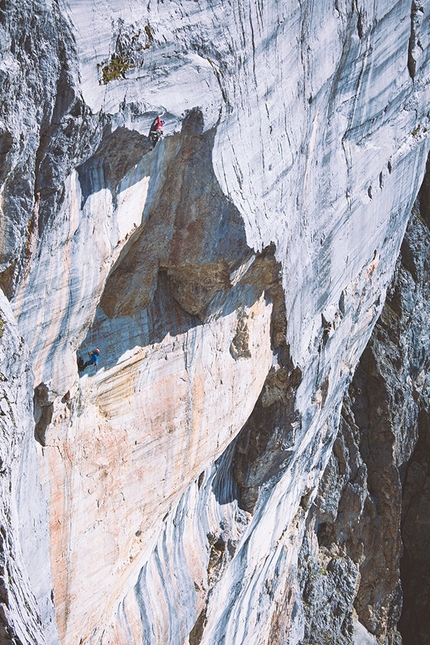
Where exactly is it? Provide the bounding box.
[80,348,100,372]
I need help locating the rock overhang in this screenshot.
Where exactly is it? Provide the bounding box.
[1,0,430,643]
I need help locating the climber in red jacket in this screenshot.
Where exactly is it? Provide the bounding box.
[149,115,165,146]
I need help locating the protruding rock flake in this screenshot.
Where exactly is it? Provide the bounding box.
[0,0,429,644]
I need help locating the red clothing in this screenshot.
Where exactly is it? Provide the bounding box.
[155,116,164,131]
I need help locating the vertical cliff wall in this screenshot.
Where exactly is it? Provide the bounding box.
[0,0,430,644]
[0,292,57,644]
[298,165,430,645]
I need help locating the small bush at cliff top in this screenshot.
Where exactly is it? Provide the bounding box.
[99,55,134,84]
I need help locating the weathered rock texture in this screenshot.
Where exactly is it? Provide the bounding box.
[0,293,57,644]
[298,162,430,645]
[397,159,430,645]
[0,0,429,644]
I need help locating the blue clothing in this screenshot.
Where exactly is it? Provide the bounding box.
[79,350,99,372]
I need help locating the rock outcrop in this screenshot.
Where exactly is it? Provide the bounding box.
[298,161,430,645]
[0,0,429,644]
[0,293,57,644]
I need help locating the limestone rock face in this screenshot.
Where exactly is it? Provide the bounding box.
[0,0,430,644]
[0,293,57,644]
[298,169,430,645]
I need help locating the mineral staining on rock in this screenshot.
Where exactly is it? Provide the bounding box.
[0,0,430,644]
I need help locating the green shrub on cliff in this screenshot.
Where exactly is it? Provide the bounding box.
[99,55,134,84]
